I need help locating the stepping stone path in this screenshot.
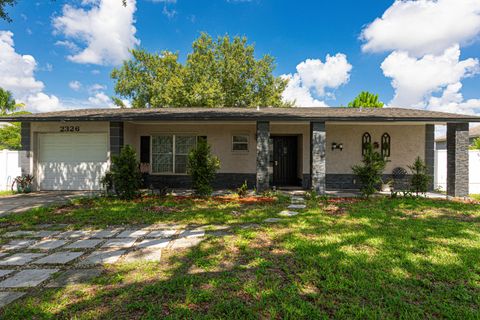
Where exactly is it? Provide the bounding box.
[265,193,308,223]
[0,223,236,308]
[287,204,307,210]
[278,210,299,217]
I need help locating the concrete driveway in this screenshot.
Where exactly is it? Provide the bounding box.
[0,192,96,217]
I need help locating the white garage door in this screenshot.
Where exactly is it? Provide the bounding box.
[37,133,108,190]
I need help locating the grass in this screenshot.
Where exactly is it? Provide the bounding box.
[1,196,480,319]
[470,194,480,201]
[0,190,15,197]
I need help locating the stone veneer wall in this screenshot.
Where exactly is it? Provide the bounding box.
[446,123,469,197]
[256,121,270,192]
[425,124,435,191]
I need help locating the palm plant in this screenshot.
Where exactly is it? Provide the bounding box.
[348,91,384,108]
[0,87,24,115]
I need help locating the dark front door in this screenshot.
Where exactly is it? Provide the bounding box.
[271,136,298,186]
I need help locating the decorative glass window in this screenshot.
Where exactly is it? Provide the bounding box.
[362,132,371,156]
[381,133,391,157]
[232,135,249,151]
[151,135,196,174]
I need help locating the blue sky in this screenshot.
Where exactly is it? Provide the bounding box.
[0,0,479,114]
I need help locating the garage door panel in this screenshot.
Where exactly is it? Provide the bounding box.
[38,133,108,191]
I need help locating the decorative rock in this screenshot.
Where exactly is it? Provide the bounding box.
[0,292,26,308]
[101,238,137,249]
[136,238,170,249]
[65,239,103,249]
[263,218,282,223]
[1,239,37,250]
[169,237,203,249]
[46,269,102,288]
[145,230,177,238]
[29,239,67,250]
[278,210,299,217]
[0,253,45,266]
[79,250,125,265]
[178,229,205,238]
[33,251,84,265]
[123,249,161,262]
[287,204,306,210]
[0,269,58,288]
[116,229,150,238]
[0,270,14,278]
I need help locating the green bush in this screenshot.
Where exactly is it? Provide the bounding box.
[352,143,387,198]
[108,145,142,199]
[408,156,431,196]
[236,180,249,198]
[187,139,220,196]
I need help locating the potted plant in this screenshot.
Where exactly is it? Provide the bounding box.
[12,174,34,193]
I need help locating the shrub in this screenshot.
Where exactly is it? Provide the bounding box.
[187,139,220,196]
[108,145,142,199]
[236,180,249,198]
[352,143,387,198]
[408,156,431,196]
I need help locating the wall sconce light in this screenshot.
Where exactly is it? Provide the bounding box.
[331,142,343,151]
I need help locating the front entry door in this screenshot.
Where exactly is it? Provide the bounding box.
[271,136,298,186]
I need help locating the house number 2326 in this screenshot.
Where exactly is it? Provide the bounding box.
[60,126,80,132]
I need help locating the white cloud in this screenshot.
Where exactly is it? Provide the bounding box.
[69,80,82,91]
[88,92,114,106]
[88,83,107,93]
[281,54,352,107]
[381,45,479,107]
[427,82,480,115]
[361,0,480,56]
[53,0,139,66]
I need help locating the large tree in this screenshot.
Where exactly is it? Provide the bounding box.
[111,33,289,108]
[0,0,15,22]
[347,91,384,108]
[0,87,23,115]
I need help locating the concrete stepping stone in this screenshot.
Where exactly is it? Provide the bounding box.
[136,238,170,249]
[0,292,26,308]
[65,239,103,249]
[240,224,260,229]
[0,253,8,258]
[29,239,67,250]
[123,249,161,262]
[178,229,205,238]
[0,270,14,278]
[33,251,84,265]
[169,237,203,249]
[291,196,305,203]
[116,229,150,238]
[89,229,123,238]
[46,269,102,288]
[0,269,58,288]
[57,230,93,239]
[287,204,307,210]
[145,230,177,238]
[0,253,45,266]
[1,239,37,250]
[101,238,137,249]
[278,210,299,217]
[79,250,125,265]
[263,218,282,223]
[2,231,35,238]
[30,231,60,238]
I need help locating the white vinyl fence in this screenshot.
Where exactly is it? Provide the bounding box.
[0,150,22,191]
[435,150,480,194]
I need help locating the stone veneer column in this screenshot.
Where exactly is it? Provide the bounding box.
[424,124,435,191]
[446,122,469,197]
[109,122,124,156]
[256,121,270,192]
[310,122,326,194]
[20,122,31,175]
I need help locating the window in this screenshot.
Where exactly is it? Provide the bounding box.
[151,135,196,174]
[362,132,371,156]
[381,133,391,157]
[232,134,249,152]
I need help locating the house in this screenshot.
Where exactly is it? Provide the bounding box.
[435,125,480,150]
[3,107,480,197]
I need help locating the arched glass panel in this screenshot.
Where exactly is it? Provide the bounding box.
[362,132,371,156]
[381,133,391,157]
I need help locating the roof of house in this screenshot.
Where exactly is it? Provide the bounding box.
[2,107,480,123]
[436,125,480,142]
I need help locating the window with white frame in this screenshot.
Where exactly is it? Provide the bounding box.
[232,134,249,152]
[151,135,196,174]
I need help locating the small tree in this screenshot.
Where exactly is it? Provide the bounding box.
[187,139,220,196]
[470,137,480,150]
[347,91,384,108]
[408,156,431,196]
[352,143,387,198]
[109,145,142,199]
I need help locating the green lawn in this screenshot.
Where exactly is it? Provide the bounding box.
[1,196,479,319]
[0,190,15,197]
[471,194,480,201]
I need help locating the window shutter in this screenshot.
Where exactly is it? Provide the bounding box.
[140,136,150,163]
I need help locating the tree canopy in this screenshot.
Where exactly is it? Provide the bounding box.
[0,87,23,115]
[111,33,290,108]
[347,91,384,108]
[0,0,15,22]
